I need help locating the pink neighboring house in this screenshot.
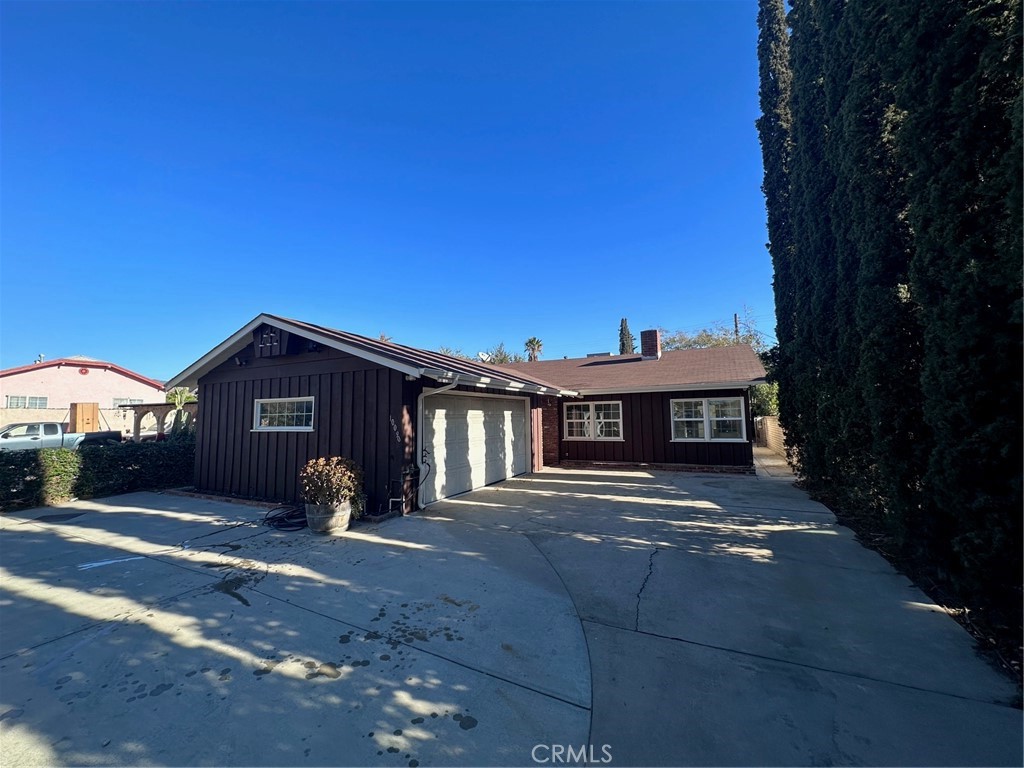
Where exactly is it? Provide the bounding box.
[0,356,165,410]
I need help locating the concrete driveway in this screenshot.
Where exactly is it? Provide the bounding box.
[1,468,1020,767]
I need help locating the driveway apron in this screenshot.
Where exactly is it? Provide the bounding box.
[429,468,1022,767]
[1,470,1020,767]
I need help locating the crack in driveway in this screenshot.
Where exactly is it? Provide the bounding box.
[635,548,659,631]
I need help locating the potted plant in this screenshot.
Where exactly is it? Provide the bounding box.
[298,457,365,533]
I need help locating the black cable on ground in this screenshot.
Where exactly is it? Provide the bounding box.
[261,504,308,531]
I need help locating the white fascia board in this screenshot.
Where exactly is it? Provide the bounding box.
[421,368,576,397]
[166,314,424,389]
[273,321,422,378]
[575,380,763,396]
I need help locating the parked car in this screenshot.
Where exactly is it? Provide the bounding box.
[0,422,123,451]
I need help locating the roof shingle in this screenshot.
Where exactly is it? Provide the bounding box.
[499,346,766,393]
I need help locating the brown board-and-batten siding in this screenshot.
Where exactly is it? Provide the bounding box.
[195,347,414,513]
[559,389,755,468]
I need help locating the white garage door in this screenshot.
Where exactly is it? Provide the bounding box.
[421,393,529,505]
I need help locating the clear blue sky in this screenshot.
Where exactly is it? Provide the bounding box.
[1,0,774,381]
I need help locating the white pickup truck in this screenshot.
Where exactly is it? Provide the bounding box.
[0,422,123,451]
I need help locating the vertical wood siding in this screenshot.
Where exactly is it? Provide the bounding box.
[196,349,415,513]
[558,389,755,467]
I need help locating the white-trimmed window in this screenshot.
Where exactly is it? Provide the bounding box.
[253,397,315,431]
[113,398,144,407]
[5,396,46,408]
[671,397,746,441]
[564,401,623,440]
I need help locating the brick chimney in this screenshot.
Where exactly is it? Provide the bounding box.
[640,329,661,360]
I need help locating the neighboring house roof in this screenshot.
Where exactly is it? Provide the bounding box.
[0,358,165,390]
[166,314,577,397]
[500,346,766,395]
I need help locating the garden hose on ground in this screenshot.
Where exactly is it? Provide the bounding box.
[261,505,307,531]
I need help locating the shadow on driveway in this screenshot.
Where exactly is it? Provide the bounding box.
[2,472,1021,767]
[426,467,1023,767]
[0,491,588,767]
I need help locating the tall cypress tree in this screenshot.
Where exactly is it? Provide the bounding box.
[842,0,927,543]
[755,0,795,456]
[817,1,874,507]
[760,0,1022,629]
[785,0,839,486]
[893,0,1022,599]
[618,318,636,355]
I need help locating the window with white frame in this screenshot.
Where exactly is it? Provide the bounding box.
[113,398,144,407]
[671,397,746,441]
[564,401,623,440]
[253,397,315,431]
[5,395,47,408]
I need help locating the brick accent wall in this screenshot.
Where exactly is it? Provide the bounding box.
[540,396,560,467]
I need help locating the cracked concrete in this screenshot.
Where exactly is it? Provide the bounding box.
[430,468,1022,767]
[2,470,1021,767]
[634,547,658,631]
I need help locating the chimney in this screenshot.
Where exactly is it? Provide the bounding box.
[640,329,661,360]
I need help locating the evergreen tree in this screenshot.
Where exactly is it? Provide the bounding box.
[757,0,1022,634]
[892,0,1022,598]
[485,343,525,364]
[618,319,636,355]
[785,0,839,483]
[841,0,926,543]
[755,0,794,435]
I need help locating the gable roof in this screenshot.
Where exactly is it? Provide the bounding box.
[0,358,165,390]
[165,314,577,396]
[499,346,766,394]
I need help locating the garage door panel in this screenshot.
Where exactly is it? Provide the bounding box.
[422,394,529,505]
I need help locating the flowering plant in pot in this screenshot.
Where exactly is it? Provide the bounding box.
[298,457,364,533]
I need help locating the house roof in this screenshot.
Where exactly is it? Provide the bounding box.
[165,314,577,396]
[0,358,165,390]
[499,346,766,394]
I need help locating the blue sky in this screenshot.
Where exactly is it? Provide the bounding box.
[1,1,773,381]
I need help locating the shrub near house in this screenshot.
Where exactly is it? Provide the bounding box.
[0,435,195,512]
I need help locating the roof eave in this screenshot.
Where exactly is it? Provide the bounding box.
[0,358,165,390]
[166,314,426,389]
[573,379,766,396]
[421,368,577,397]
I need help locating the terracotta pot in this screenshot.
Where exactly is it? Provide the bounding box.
[304,500,352,533]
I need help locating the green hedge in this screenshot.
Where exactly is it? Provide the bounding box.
[0,436,195,512]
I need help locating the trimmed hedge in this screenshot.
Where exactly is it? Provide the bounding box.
[0,436,195,512]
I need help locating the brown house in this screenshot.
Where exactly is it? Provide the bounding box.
[502,330,766,471]
[166,316,765,513]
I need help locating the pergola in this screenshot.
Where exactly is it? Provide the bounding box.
[118,402,199,442]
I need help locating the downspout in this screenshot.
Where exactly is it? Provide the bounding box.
[416,375,461,510]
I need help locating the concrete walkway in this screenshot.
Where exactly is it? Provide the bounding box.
[753,444,797,480]
[1,470,1021,766]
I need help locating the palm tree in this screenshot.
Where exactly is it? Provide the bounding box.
[524,337,543,362]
